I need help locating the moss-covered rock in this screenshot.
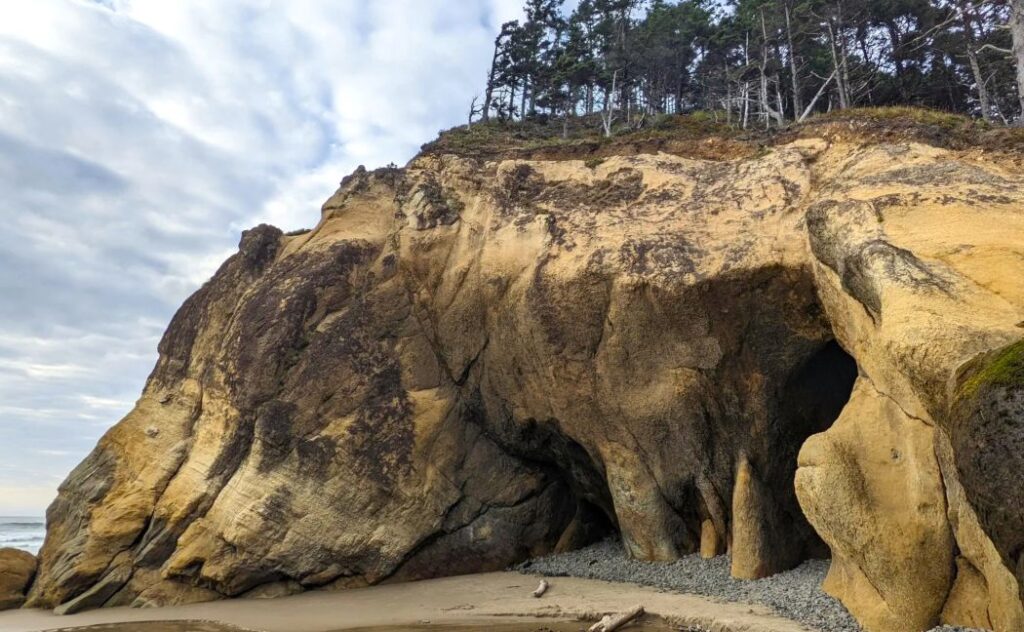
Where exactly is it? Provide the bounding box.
[958,340,1024,400]
[950,338,1024,607]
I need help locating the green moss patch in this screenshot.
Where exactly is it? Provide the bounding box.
[959,339,1024,400]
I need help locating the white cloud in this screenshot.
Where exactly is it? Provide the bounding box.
[0,360,92,380]
[34,449,75,457]
[79,395,135,409]
[0,0,526,514]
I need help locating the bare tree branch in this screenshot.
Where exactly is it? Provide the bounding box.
[798,71,837,122]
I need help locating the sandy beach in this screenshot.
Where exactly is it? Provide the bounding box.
[0,572,809,632]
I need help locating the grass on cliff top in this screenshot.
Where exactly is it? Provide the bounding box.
[420,111,752,161]
[959,339,1024,400]
[420,106,1024,161]
[796,106,1024,150]
[813,106,976,128]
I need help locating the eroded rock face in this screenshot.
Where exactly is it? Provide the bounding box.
[796,378,953,632]
[0,548,36,610]
[795,142,1024,630]
[25,138,1024,632]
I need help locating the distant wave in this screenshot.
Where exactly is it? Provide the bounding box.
[0,517,45,554]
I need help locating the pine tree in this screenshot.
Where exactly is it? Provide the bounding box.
[1012,0,1024,121]
[477,0,1024,130]
[483,21,520,122]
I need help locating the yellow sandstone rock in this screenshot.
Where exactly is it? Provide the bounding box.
[0,549,35,610]
[21,131,1024,632]
[699,519,723,559]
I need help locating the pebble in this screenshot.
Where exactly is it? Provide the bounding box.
[516,539,987,632]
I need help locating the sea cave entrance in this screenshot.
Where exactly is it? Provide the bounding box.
[510,341,859,573]
[776,339,859,563]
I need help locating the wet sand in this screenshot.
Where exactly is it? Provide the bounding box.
[342,622,681,632]
[37,624,246,632]
[44,622,681,632]
[0,572,810,632]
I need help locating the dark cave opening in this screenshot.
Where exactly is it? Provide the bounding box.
[488,341,859,571]
[481,408,619,554]
[774,339,859,562]
[562,497,618,551]
[537,437,619,551]
[783,340,859,443]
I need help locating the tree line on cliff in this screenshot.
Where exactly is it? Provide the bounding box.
[474,0,1024,132]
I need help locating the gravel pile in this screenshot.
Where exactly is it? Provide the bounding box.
[515,539,976,632]
[517,539,856,631]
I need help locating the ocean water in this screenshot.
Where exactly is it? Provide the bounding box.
[0,516,45,554]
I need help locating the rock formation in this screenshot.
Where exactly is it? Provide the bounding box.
[13,122,1024,632]
[0,549,36,610]
[795,141,1024,632]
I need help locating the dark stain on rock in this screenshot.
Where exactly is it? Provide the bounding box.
[407,174,463,230]
[779,178,805,206]
[495,164,545,215]
[295,436,338,478]
[861,162,1013,190]
[208,414,256,481]
[525,259,610,358]
[535,168,644,211]
[150,225,283,389]
[254,400,299,473]
[618,235,702,279]
[227,241,377,410]
[841,239,954,318]
[346,360,414,487]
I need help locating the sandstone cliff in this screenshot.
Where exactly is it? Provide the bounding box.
[19,117,1024,631]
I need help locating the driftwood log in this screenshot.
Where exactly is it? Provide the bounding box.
[532,579,549,598]
[588,604,645,632]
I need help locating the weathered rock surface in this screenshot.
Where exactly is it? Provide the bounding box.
[0,548,36,610]
[23,133,1024,632]
[795,141,1024,631]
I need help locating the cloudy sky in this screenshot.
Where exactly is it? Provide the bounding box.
[0,0,527,515]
